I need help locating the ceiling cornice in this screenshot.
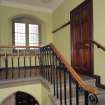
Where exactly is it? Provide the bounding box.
[0,0,53,13]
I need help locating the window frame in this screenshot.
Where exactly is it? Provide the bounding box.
[12,16,41,50]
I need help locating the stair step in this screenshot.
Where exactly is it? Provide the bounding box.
[48,75,105,105]
[80,75,96,87]
[49,75,96,99]
[49,94,85,105]
[49,87,105,105]
[90,87,105,105]
[50,74,96,89]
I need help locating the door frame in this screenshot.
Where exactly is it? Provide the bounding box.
[70,0,94,75]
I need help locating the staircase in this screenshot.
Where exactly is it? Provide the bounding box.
[46,74,105,105]
[0,43,105,105]
[40,44,105,105]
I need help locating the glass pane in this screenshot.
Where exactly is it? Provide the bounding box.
[14,23,26,49]
[29,24,39,46]
[29,24,38,34]
[15,23,25,33]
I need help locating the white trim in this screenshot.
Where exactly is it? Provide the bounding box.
[0,0,53,13]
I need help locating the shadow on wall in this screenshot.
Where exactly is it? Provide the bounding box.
[2,91,39,105]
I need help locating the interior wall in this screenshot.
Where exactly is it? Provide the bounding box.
[41,84,53,105]
[52,0,84,64]
[0,5,53,45]
[52,0,105,84]
[0,83,53,105]
[2,94,15,105]
[93,0,105,84]
[0,0,105,87]
[0,84,42,105]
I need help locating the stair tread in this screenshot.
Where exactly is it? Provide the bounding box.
[95,87,105,94]
[49,74,105,105]
[80,75,95,81]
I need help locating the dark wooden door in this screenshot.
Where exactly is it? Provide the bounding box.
[70,0,93,75]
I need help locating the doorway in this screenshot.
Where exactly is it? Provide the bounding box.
[70,0,93,75]
[2,91,39,105]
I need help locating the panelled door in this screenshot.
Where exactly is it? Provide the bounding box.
[70,0,93,75]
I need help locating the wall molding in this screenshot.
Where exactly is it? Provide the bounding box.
[0,0,52,13]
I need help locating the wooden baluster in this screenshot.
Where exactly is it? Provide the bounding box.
[11,49,14,79]
[24,50,26,78]
[35,50,37,76]
[29,49,31,77]
[38,49,39,76]
[5,50,8,80]
[17,49,20,78]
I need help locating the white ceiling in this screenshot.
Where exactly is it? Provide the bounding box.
[0,0,64,12]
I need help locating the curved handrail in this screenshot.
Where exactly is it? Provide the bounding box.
[49,43,98,95]
[0,44,99,95]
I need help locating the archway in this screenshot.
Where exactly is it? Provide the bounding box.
[2,91,39,105]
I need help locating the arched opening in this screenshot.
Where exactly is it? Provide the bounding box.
[2,91,39,105]
[16,91,39,105]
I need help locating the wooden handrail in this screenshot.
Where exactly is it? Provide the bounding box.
[0,43,99,95]
[52,21,70,33]
[0,53,40,56]
[91,40,105,51]
[0,45,40,48]
[49,43,98,95]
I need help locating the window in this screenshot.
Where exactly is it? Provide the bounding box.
[12,16,40,49]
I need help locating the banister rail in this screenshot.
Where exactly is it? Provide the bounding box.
[0,45,40,80]
[90,40,105,51]
[0,45,40,48]
[49,43,98,95]
[52,21,70,33]
[0,43,99,105]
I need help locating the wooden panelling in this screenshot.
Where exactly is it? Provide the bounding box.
[70,0,93,75]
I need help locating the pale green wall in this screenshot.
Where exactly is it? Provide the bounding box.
[52,0,105,84]
[0,84,42,105]
[93,0,105,84]
[41,85,53,105]
[52,0,84,64]
[0,83,53,105]
[0,0,105,89]
[0,5,53,45]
